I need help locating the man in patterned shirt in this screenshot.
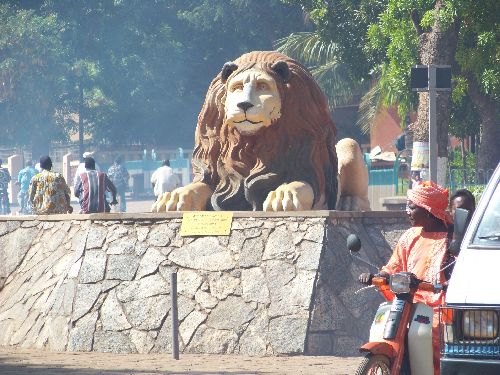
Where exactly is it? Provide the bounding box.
[29,156,73,215]
[74,157,117,213]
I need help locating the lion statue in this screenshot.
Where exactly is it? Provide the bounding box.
[153,51,370,211]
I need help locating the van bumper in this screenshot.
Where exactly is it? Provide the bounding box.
[441,357,500,374]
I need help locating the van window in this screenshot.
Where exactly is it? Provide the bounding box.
[472,181,500,247]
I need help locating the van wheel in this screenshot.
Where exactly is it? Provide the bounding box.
[355,354,391,375]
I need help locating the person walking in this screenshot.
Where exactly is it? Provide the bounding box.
[107,156,129,212]
[73,151,101,191]
[151,159,180,198]
[0,159,11,215]
[74,157,117,213]
[29,156,73,214]
[16,160,37,214]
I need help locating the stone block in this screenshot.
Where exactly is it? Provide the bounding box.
[207,296,255,330]
[123,295,169,330]
[147,224,174,247]
[186,325,238,354]
[106,254,139,281]
[179,309,207,345]
[93,330,137,353]
[101,290,132,331]
[107,237,137,255]
[86,226,107,249]
[73,283,101,321]
[241,267,269,304]
[268,315,308,354]
[135,248,166,279]
[169,237,235,271]
[79,250,106,283]
[115,274,169,303]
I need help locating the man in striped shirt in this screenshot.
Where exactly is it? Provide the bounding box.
[74,157,118,213]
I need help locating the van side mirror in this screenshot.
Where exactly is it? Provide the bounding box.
[347,234,361,252]
[449,208,472,256]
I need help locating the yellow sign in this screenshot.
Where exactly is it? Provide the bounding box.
[180,212,233,236]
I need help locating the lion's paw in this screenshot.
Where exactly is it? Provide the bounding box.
[151,182,212,212]
[263,181,314,211]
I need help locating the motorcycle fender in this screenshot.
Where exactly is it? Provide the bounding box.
[360,342,396,359]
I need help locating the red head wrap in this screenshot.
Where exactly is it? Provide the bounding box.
[407,181,452,224]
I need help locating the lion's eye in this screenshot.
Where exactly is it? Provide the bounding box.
[230,83,243,92]
[257,82,269,91]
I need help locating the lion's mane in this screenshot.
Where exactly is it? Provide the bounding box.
[192,51,338,210]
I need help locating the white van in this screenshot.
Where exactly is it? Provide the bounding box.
[441,162,500,374]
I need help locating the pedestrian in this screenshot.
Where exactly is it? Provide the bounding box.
[74,157,118,213]
[359,181,452,375]
[151,160,180,198]
[16,160,37,214]
[449,188,476,220]
[29,156,73,214]
[0,159,11,215]
[107,155,129,212]
[73,151,101,191]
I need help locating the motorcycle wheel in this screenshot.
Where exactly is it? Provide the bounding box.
[355,354,391,375]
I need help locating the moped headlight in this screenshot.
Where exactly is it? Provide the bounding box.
[390,273,411,294]
[462,310,499,339]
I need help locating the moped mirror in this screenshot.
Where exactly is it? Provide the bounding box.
[449,208,472,256]
[347,234,361,252]
[346,233,380,272]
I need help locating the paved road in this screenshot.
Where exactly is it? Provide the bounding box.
[0,348,362,375]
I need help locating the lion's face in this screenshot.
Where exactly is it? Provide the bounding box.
[224,68,282,136]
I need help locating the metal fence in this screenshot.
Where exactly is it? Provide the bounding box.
[365,149,494,210]
[448,168,494,193]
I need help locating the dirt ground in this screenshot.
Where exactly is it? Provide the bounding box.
[0,348,362,375]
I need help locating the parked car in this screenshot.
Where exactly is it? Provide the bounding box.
[440,162,500,374]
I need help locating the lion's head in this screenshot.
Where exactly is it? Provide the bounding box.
[192,51,338,210]
[223,62,285,135]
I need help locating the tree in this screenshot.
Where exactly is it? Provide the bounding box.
[285,0,499,176]
[368,0,499,176]
[274,32,369,107]
[0,4,71,157]
[2,0,306,149]
[452,0,499,172]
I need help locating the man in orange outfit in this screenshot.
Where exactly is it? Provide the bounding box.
[360,181,452,375]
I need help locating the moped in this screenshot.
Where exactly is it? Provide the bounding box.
[347,234,444,375]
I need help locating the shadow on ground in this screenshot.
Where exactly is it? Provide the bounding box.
[0,362,267,375]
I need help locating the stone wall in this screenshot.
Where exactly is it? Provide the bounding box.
[0,211,407,355]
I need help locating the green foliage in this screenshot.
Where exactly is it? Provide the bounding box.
[468,184,485,202]
[1,0,304,148]
[0,4,71,146]
[284,0,387,81]
[452,0,499,100]
[365,0,424,126]
[274,32,369,107]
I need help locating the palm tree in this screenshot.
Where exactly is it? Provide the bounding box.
[274,32,369,109]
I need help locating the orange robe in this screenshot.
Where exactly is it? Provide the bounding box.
[381,226,448,375]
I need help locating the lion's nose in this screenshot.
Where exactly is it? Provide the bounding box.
[237,101,254,112]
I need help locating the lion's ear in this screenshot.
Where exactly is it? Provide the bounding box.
[221,62,238,83]
[271,60,290,82]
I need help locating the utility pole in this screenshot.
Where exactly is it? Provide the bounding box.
[428,66,438,182]
[78,81,84,162]
[411,65,451,183]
